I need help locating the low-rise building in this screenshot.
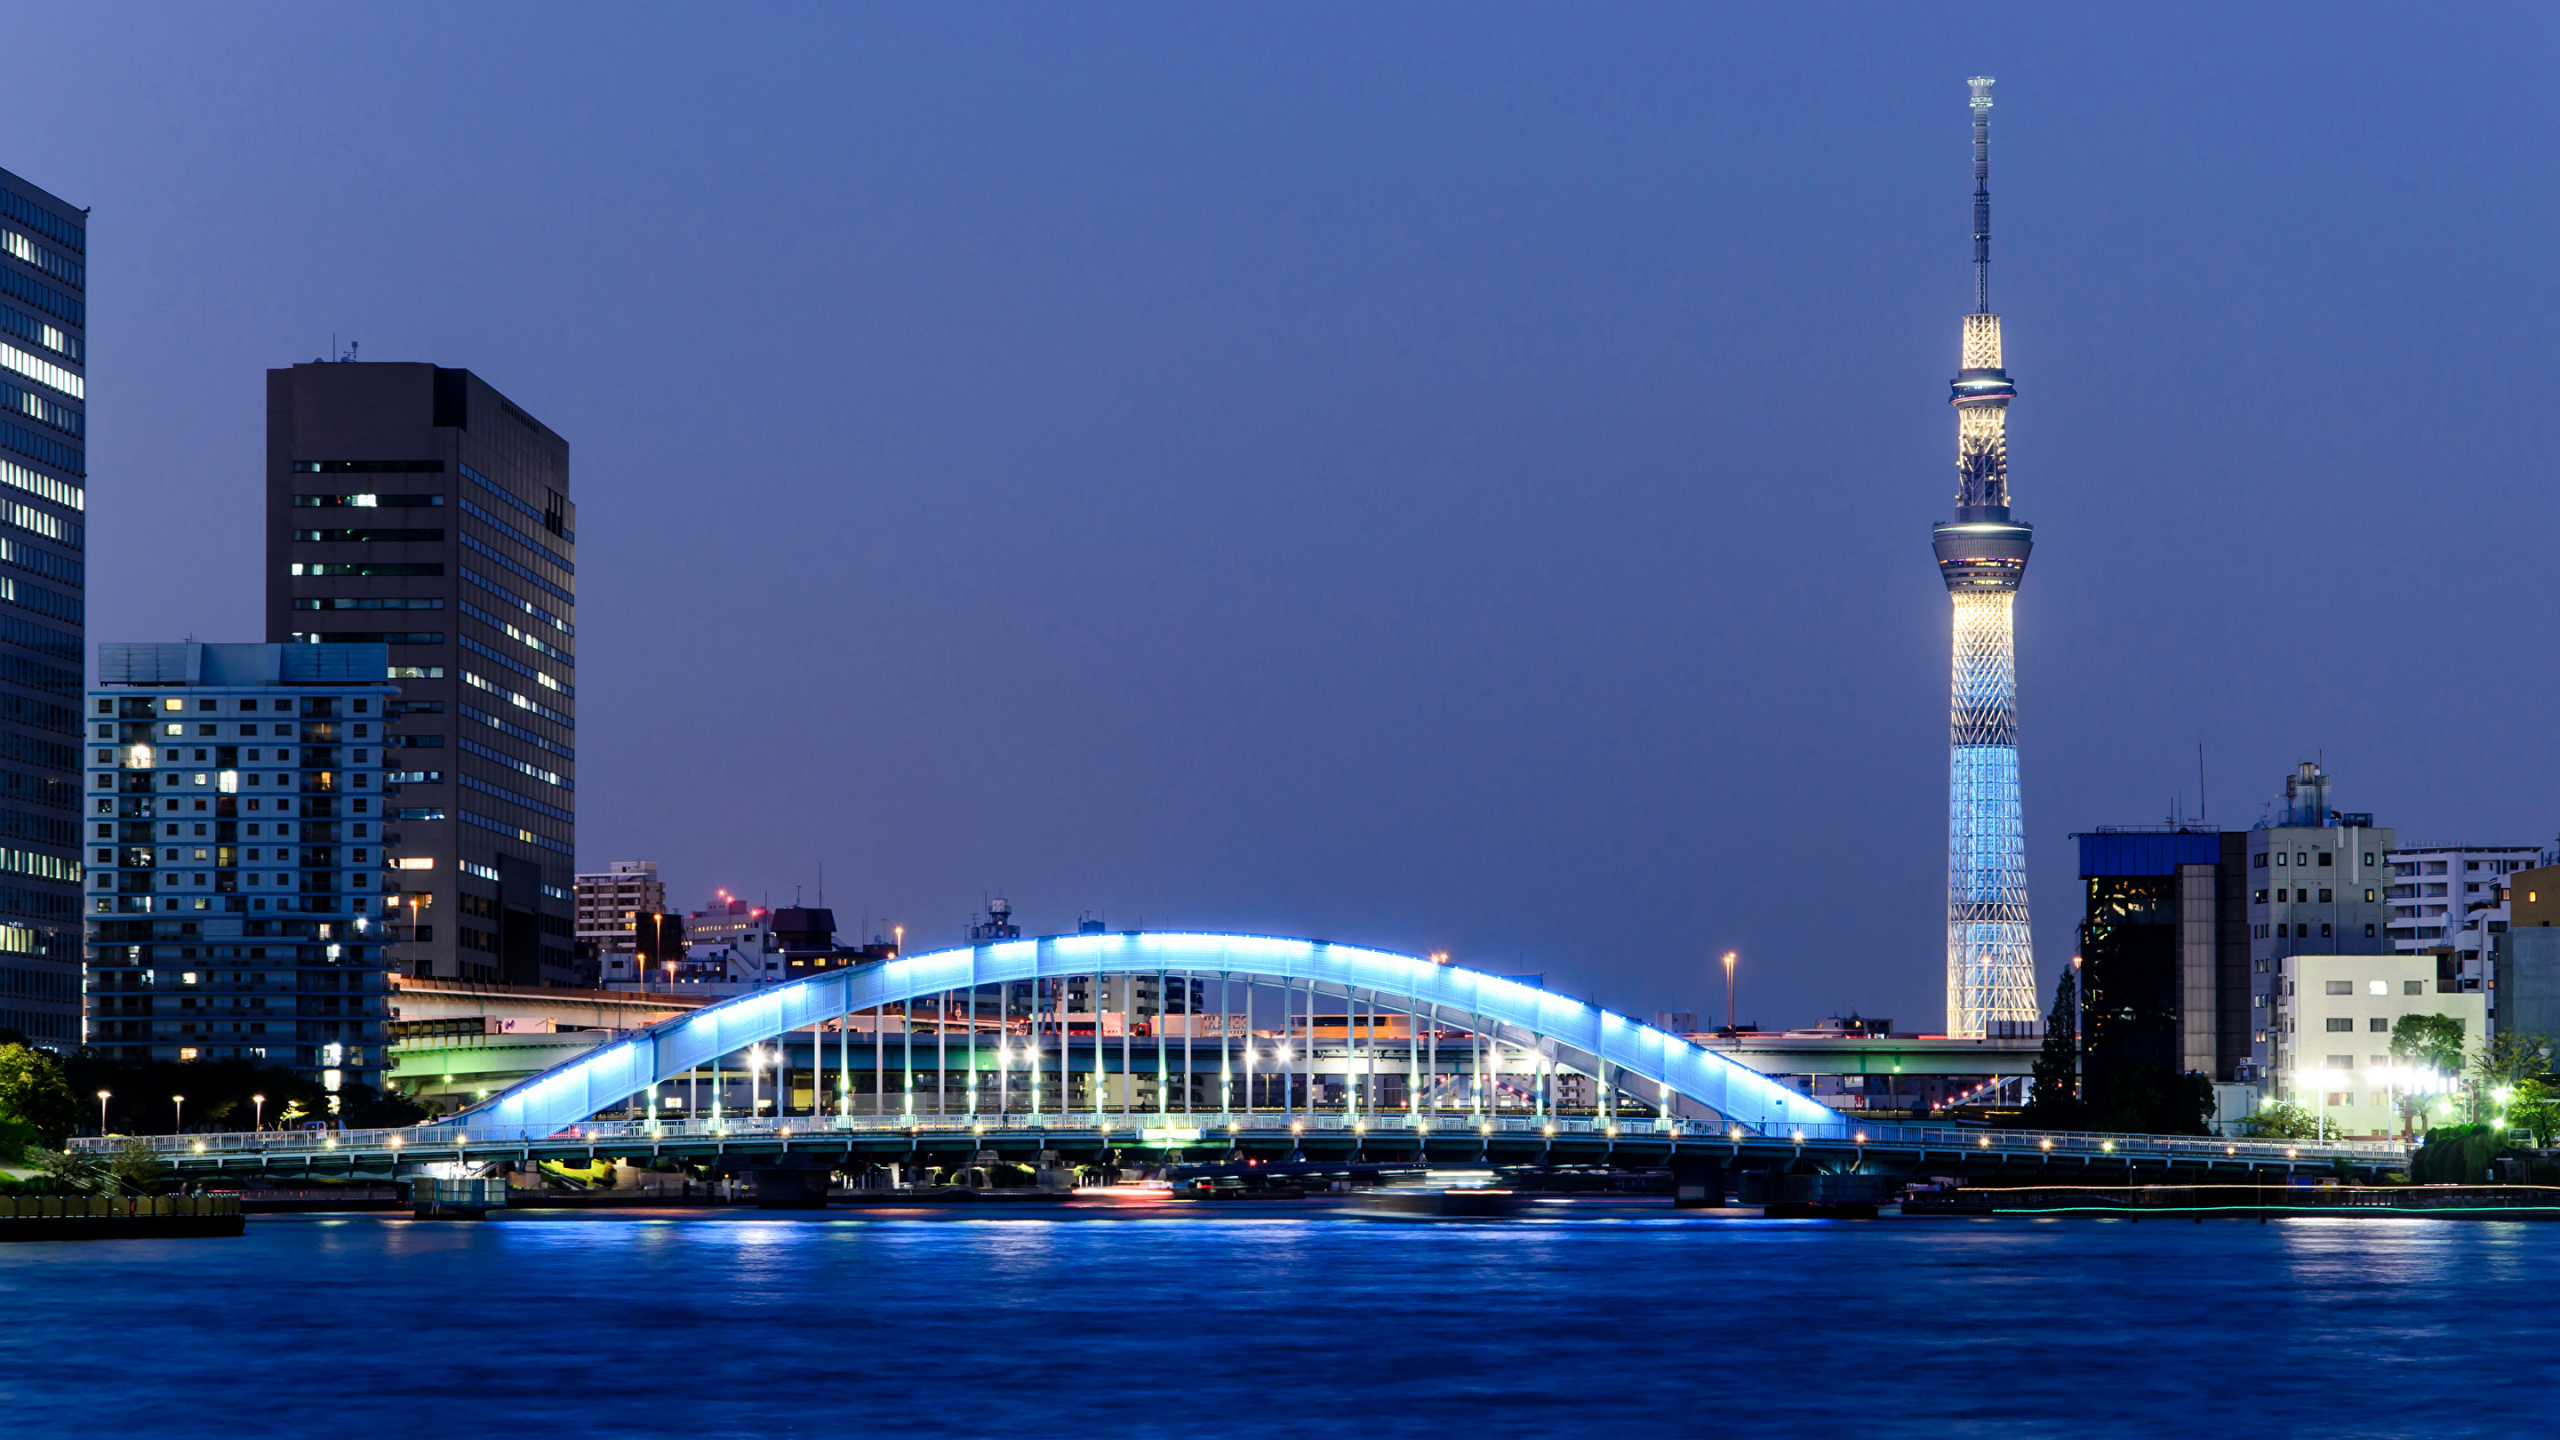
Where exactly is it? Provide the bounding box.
[82,642,394,1096]
[2290,951,2485,1138]
[2491,861,2560,1046]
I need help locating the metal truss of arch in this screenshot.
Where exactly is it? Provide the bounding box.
[427,933,1846,1139]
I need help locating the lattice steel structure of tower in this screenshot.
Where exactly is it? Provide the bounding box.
[1933,77,2039,1038]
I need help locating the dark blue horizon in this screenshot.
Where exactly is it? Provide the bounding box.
[19,3,2560,1028]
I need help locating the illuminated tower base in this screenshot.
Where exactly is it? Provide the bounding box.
[1944,589,2036,1035]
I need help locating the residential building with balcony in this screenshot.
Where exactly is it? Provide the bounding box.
[82,642,392,1094]
[2383,843,2544,996]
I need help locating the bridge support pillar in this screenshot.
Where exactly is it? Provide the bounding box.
[1670,1155,1726,1209]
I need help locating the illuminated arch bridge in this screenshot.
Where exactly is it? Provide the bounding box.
[433,932,1848,1141]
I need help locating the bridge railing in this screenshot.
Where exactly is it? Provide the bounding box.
[71,1111,2407,1164]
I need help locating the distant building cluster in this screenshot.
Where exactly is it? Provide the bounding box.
[2073,760,2557,1138]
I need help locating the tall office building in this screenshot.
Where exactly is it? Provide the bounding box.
[0,165,87,1049]
[266,363,576,985]
[2243,763,2394,1094]
[82,643,392,1092]
[2075,829,2252,1089]
[1932,78,2039,1037]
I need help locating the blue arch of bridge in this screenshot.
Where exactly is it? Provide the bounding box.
[428,933,1845,1137]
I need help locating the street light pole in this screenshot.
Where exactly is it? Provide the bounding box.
[172,1094,185,1135]
[1722,951,1738,1033]
[252,1093,266,1131]
[96,1089,109,1136]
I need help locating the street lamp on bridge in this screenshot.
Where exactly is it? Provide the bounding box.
[252,1093,266,1131]
[172,1094,185,1135]
[95,1090,109,1136]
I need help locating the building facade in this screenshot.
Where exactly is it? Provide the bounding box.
[82,643,393,1093]
[2075,829,2252,1089]
[1932,79,2041,1038]
[2384,843,2543,994]
[2246,764,2395,1097]
[2490,861,2560,1045]
[265,362,575,985]
[2291,951,2484,1138]
[0,165,87,1050]
[576,859,665,975]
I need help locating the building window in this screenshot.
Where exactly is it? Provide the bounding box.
[2320,924,2331,937]
[2405,980,2423,995]
[2319,889,2333,903]
[2255,854,2268,869]
[2275,854,2287,868]
[2365,924,2376,937]
[2326,980,2352,995]
[2325,1018,2353,1032]
[2363,853,2376,866]
[2319,852,2332,867]
[2369,1017,2389,1032]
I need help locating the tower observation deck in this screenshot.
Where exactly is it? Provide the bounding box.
[1933,77,2039,1038]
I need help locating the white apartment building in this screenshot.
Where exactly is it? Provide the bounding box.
[575,859,665,963]
[2290,952,2485,1138]
[2385,844,2546,996]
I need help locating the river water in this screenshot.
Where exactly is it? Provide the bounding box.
[3,1202,2553,1437]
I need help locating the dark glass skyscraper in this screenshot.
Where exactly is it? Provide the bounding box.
[266,363,575,985]
[0,164,86,1049]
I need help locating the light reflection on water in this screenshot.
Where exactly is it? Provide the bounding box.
[1,1211,2553,1438]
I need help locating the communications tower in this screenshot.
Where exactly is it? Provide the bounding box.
[1932,76,2038,1037]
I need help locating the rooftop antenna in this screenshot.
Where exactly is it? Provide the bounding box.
[2198,742,2208,823]
[1970,76,1995,314]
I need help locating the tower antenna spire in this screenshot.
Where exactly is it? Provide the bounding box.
[1970,76,1994,314]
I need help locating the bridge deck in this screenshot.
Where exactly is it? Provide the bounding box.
[80,1112,2405,1185]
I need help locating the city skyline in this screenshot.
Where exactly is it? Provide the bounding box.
[16,7,2560,1029]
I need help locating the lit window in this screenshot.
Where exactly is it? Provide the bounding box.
[2367,980,2387,995]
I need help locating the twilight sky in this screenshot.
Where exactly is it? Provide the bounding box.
[16,4,2560,1028]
